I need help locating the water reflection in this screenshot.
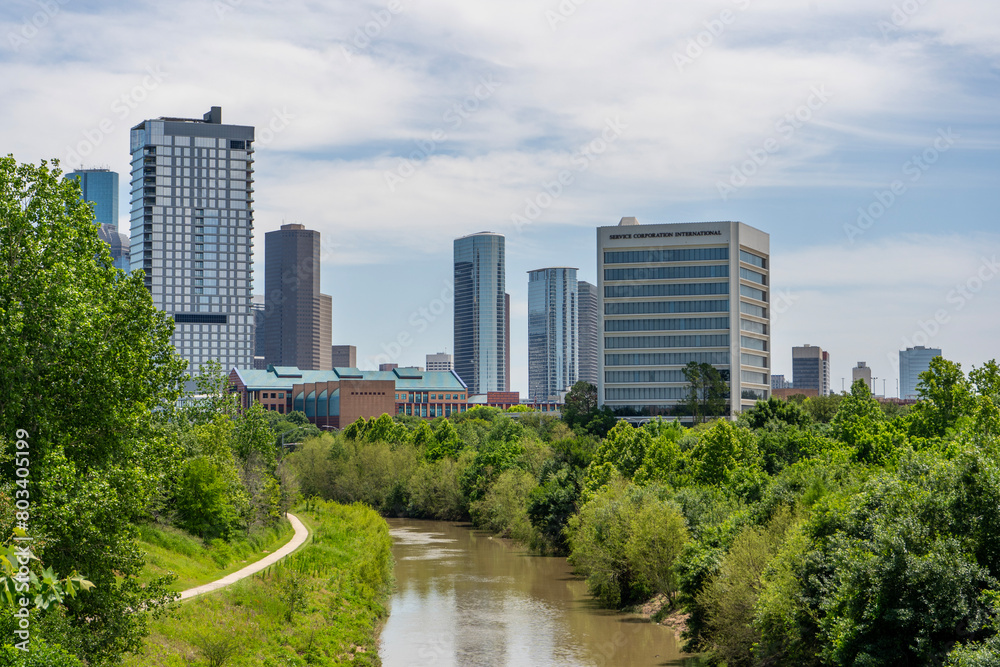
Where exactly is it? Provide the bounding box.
[380,520,701,667]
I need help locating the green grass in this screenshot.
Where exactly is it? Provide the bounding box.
[137,519,295,591]
[124,501,394,666]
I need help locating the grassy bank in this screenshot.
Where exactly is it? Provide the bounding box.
[125,501,393,666]
[137,519,295,591]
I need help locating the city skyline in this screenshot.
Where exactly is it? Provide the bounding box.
[2,1,998,395]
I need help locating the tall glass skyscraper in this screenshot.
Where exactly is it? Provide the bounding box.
[528,267,578,401]
[129,106,255,376]
[67,168,118,226]
[577,280,599,386]
[899,346,942,399]
[454,232,506,394]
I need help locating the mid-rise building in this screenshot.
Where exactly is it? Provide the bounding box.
[454,232,506,394]
[771,374,790,389]
[899,346,942,399]
[426,352,454,372]
[528,267,579,401]
[793,345,831,396]
[332,345,357,369]
[852,361,874,393]
[262,223,332,371]
[577,281,599,387]
[129,106,254,375]
[598,218,770,419]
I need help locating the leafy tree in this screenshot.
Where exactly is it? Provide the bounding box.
[799,394,842,423]
[970,360,1000,399]
[740,397,810,430]
[563,381,598,428]
[425,420,463,461]
[581,421,651,500]
[0,157,185,663]
[911,357,975,437]
[832,379,899,465]
[690,420,758,486]
[683,362,729,423]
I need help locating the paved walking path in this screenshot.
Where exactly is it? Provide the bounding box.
[178,512,309,601]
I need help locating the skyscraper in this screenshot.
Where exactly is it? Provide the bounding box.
[598,218,771,418]
[793,345,831,396]
[577,280,599,386]
[454,232,506,394]
[67,168,118,226]
[263,223,332,371]
[129,106,254,375]
[528,267,578,401]
[899,346,942,399]
[68,168,129,272]
[852,361,874,393]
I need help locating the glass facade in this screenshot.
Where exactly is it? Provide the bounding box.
[67,169,119,227]
[528,267,578,401]
[577,281,599,386]
[454,232,506,394]
[899,346,942,399]
[128,108,255,376]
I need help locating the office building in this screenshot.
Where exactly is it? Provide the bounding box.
[129,106,254,375]
[454,232,506,394]
[68,168,129,272]
[852,362,874,393]
[771,374,790,389]
[899,346,942,399]
[793,345,831,396]
[504,292,511,392]
[578,281,599,386]
[426,352,453,372]
[528,267,579,401]
[379,363,399,372]
[262,223,332,371]
[598,218,770,418]
[332,345,357,369]
[67,168,118,227]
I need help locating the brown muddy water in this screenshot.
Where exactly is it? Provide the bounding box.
[379,519,701,667]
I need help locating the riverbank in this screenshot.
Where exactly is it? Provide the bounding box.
[124,501,393,666]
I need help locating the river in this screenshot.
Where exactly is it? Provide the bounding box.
[379,519,701,667]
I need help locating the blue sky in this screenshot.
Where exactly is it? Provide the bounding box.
[2,0,998,396]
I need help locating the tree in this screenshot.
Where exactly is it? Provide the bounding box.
[563,381,598,428]
[911,357,974,437]
[740,397,811,430]
[0,157,186,663]
[684,362,729,423]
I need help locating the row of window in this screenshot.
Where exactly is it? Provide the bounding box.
[604,248,728,264]
[605,282,729,298]
[606,387,699,400]
[605,352,731,366]
[740,318,768,335]
[740,285,767,302]
[739,250,766,268]
[605,265,729,281]
[741,370,770,385]
[605,370,690,384]
[741,353,769,368]
[605,317,730,332]
[395,392,467,402]
[605,299,729,315]
[740,267,767,285]
[739,301,766,318]
[605,334,730,349]
[741,336,768,351]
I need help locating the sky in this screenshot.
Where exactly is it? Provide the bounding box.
[2,0,998,397]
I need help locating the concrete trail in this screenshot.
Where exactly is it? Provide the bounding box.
[178,512,309,601]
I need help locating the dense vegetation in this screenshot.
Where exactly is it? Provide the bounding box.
[291,367,1000,666]
[0,159,318,666]
[123,500,392,667]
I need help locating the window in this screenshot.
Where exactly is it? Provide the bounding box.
[605,317,729,332]
[604,247,729,264]
[604,334,730,349]
[605,282,728,298]
[740,285,767,302]
[605,265,729,281]
[605,299,729,315]
[740,318,768,335]
[740,302,767,318]
[741,370,769,384]
[741,336,768,351]
[741,353,768,368]
[739,250,766,268]
[740,267,766,285]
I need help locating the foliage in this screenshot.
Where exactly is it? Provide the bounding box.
[740,397,811,430]
[684,362,729,423]
[0,157,186,664]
